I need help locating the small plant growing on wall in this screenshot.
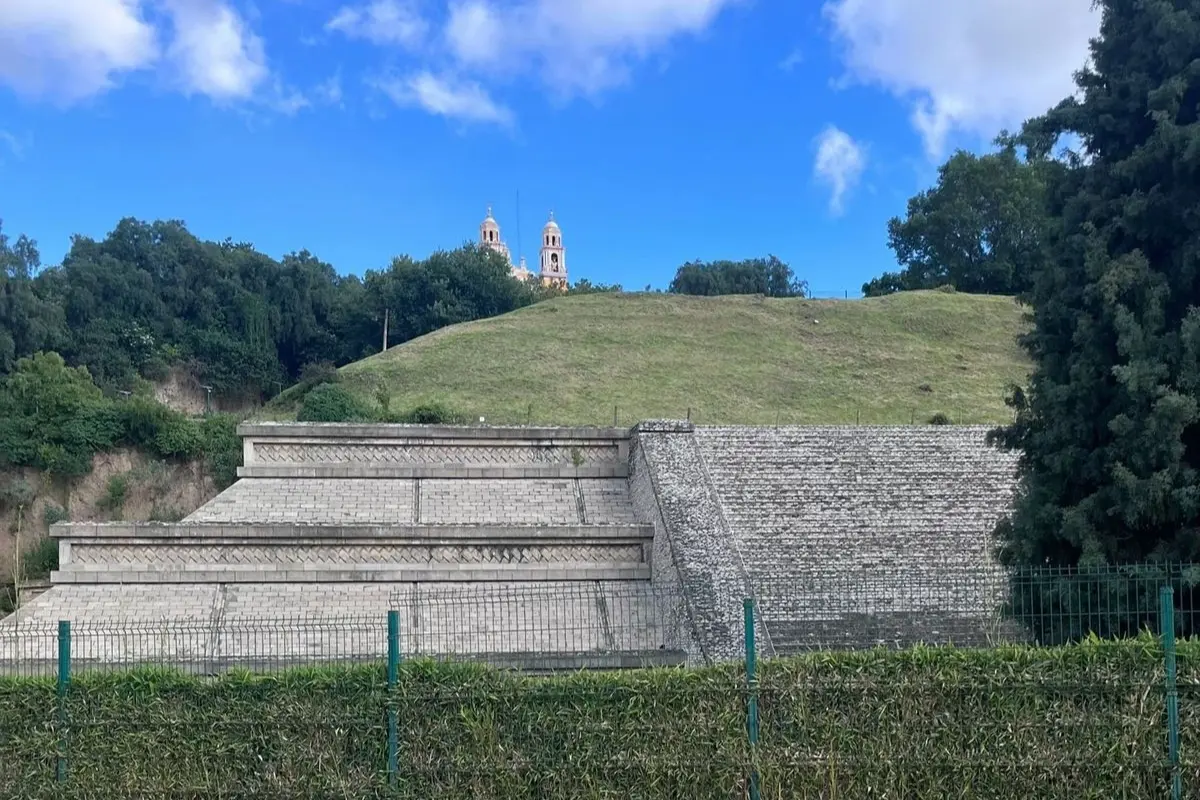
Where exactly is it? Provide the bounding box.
[100,474,129,519]
[569,447,586,469]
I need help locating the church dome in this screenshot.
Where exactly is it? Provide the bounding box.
[543,212,560,231]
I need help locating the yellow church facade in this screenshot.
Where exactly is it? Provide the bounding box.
[479,207,568,289]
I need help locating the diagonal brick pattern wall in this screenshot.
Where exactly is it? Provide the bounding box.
[694,425,1018,652]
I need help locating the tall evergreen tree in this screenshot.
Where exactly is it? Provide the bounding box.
[992,0,1200,568]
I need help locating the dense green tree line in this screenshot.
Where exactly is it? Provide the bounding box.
[0,218,569,399]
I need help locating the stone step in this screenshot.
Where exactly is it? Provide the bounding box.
[50,564,652,583]
[237,423,633,480]
[52,522,654,542]
[237,464,629,479]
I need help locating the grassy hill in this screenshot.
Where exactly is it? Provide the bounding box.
[288,291,1031,426]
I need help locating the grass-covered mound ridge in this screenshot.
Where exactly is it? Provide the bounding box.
[0,638,1193,798]
[268,290,1030,426]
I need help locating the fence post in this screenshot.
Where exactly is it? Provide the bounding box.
[387,609,400,788]
[1160,586,1181,800]
[743,598,760,800]
[56,620,71,785]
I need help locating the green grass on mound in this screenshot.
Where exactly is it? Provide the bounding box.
[284,291,1031,426]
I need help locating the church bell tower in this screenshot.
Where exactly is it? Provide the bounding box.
[538,212,566,288]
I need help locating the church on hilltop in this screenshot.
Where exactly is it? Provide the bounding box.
[479,207,568,289]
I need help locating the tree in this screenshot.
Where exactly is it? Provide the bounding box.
[0,221,64,371]
[990,0,1200,569]
[0,352,121,476]
[864,143,1054,297]
[669,256,806,297]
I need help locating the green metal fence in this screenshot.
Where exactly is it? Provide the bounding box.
[1,566,1198,797]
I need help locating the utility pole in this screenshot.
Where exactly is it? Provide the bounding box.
[382,308,390,352]
[199,385,213,415]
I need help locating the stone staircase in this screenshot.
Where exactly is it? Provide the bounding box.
[51,423,654,585]
[5,423,690,673]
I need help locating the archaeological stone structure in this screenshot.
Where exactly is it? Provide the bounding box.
[0,420,1020,672]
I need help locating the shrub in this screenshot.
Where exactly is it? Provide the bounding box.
[0,477,35,511]
[928,412,952,425]
[0,640,1186,798]
[18,536,58,579]
[392,402,465,425]
[151,416,205,459]
[149,504,184,522]
[298,383,372,423]
[138,356,171,382]
[299,361,340,388]
[935,283,958,293]
[99,474,129,515]
[117,397,177,451]
[0,353,123,477]
[200,413,242,490]
[41,503,69,529]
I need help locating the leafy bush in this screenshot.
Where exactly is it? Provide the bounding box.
[18,535,58,579]
[391,402,466,425]
[0,352,122,477]
[138,356,171,382]
[298,383,372,423]
[0,477,35,511]
[41,503,69,528]
[152,416,204,459]
[927,412,952,425]
[200,413,242,490]
[99,474,128,515]
[299,360,339,388]
[0,640,1187,798]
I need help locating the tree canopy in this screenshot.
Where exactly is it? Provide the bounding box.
[0,218,555,399]
[669,256,806,297]
[990,0,1200,567]
[863,143,1056,297]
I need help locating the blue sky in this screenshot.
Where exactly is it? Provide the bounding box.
[0,0,1099,296]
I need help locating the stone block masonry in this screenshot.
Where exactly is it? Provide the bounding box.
[3,421,1024,671]
[694,425,1018,653]
[237,422,631,479]
[628,422,758,663]
[0,581,685,674]
[631,423,1020,658]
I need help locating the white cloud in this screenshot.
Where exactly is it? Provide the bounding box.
[779,47,802,72]
[0,130,27,160]
[823,0,1099,159]
[163,0,270,101]
[0,0,282,106]
[315,72,344,106]
[372,70,513,126]
[445,1,502,65]
[268,81,310,114]
[813,125,866,215]
[0,0,159,102]
[326,0,427,48]
[444,0,740,96]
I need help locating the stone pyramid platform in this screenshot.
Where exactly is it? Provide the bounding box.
[3,423,689,672]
